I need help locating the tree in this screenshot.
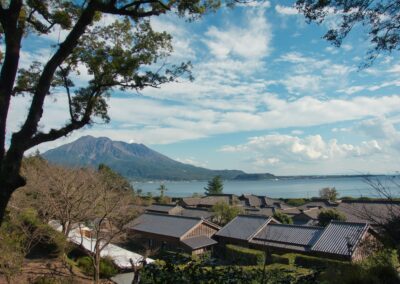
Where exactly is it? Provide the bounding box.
[318,209,346,227]
[211,201,243,226]
[296,0,400,66]
[319,187,339,201]
[204,176,224,195]
[98,164,133,192]
[0,0,232,227]
[157,183,170,204]
[21,157,104,236]
[273,211,293,224]
[85,183,137,284]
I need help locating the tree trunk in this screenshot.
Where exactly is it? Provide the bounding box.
[0,189,11,225]
[94,245,100,284]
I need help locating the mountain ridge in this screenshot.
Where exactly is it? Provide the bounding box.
[43,135,269,181]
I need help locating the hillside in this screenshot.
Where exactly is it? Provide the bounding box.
[43,136,248,181]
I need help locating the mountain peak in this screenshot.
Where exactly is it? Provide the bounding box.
[42,136,246,181]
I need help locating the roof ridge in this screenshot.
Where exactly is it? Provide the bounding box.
[143,212,202,220]
[269,223,324,229]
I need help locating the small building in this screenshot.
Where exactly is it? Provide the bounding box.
[216,215,377,261]
[336,200,400,225]
[293,207,321,225]
[298,199,338,210]
[128,213,221,255]
[214,215,279,247]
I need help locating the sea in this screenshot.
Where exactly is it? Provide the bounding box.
[132,175,400,198]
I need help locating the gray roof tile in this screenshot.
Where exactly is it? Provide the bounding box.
[253,224,323,247]
[216,215,272,240]
[181,235,217,249]
[311,221,369,256]
[129,213,202,238]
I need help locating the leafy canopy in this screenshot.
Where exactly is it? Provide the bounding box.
[296,0,400,66]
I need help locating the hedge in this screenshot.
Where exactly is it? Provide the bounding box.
[225,244,265,266]
[77,256,118,278]
[294,254,347,269]
[270,254,296,265]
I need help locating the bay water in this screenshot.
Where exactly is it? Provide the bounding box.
[132,176,399,198]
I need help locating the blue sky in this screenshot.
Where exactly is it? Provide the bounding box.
[7,2,400,175]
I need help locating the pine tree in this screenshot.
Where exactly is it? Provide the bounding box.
[204,176,224,195]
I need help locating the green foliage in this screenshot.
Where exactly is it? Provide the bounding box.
[98,163,133,191]
[141,260,314,284]
[319,187,339,201]
[76,256,118,278]
[270,254,297,265]
[273,211,293,224]
[320,250,400,284]
[286,198,307,207]
[317,209,346,227]
[211,201,243,226]
[225,245,265,266]
[294,254,347,270]
[204,176,224,195]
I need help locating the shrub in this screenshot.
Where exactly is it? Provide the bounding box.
[271,254,290,265]
[77,256,118,278]
[286,198,307,207]
[317,209,346,226]
[225,244,265,266]
[273,211,293,224]
[294,254,347,269]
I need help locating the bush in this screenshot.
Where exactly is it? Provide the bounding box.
[273,211,293,224]
[77,256,118,278]
[320,250,400,284]
[270,253,296,265]
[294,254,347,269]
[225,245,265,266]
[286,198,307,207]
[271,254,290,265]
[317,209,346,226]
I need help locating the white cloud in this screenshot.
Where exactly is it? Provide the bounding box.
[275,5,298,15]
[203,10,272,60]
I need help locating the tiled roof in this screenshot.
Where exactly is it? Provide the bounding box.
[301,208,321,219]
[180,208,214,219]
[146,204,182,214]
[181,195,237,207]
[311,221,369,257]
[337,201,400,224]
[252,224,323,247]
[299,200,338,210]
[215,215,273,240]
[129,213,202,238]
[181,235,218,250]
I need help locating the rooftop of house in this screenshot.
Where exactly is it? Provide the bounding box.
[129,213,220,239]
[129,213,204,239]
[146,204,183,214]
[181,235,218,250]
[299,199,338,210]
[336,201,400,224]
[251,223,323,251]
[215,215,275,241]
[311,221,369,257]
[250,220,370,258]
[179,208,214,219]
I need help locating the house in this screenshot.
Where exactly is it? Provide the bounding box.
[128,213,221,255]
[146,204,183,215]
[336,200,400,225]
[293,207,321,225]
[214,215,279,247]
[179,207,214,221]
[179,194,239,208]
[239,195,291,209]
[215,216,378,261]
[298,199,338,210]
